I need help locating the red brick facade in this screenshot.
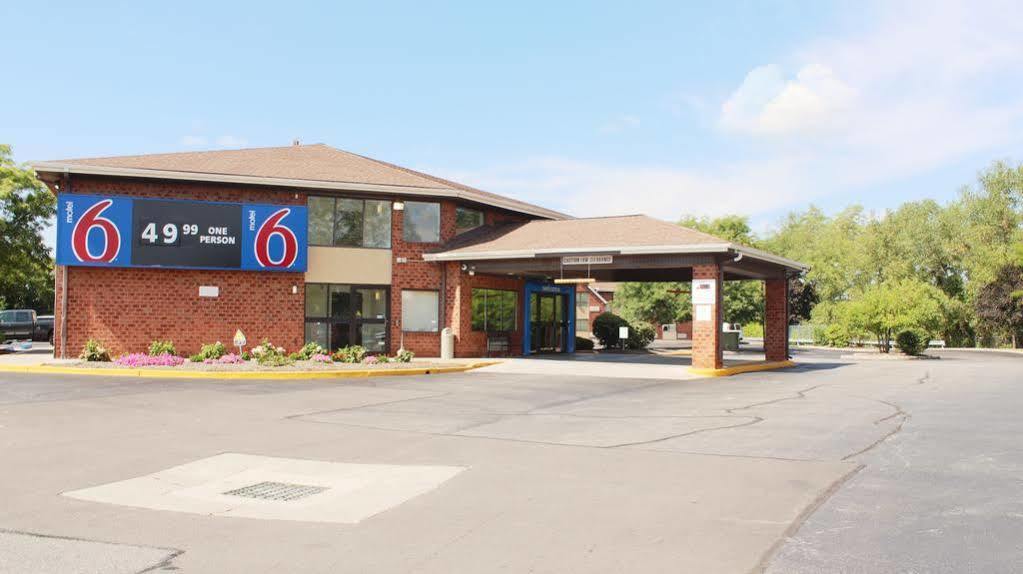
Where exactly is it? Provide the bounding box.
[388,201,528,357]
[691,263,723,369]
[763,278,789,362]
[54,176,306,358]
[53,175,532,359]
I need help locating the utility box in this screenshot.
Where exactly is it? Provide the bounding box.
[440,327,455,359]
[721,330,740,351]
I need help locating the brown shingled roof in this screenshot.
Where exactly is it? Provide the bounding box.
[432,215,730,255]
[425,214,808,271]
[31,144,566,220]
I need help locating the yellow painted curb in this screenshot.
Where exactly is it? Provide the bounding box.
[0,361,501,380]
[688,360,797,377]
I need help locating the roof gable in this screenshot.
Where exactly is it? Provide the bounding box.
[31,144,567,220]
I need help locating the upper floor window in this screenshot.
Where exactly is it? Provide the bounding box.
[308,196,391,248]
[455,207,484,234]
[403,201,440,243]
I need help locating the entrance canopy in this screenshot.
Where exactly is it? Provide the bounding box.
[424,215,807,281]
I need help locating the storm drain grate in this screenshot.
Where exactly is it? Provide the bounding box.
[222,481,329,502]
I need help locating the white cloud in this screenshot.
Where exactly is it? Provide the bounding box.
[215,135,248,148]
[440,1,1023,226]
[720,64,855,135]
[437,156,806,220]
[180,135,208,147]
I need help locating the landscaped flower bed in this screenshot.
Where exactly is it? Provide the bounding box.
[60,338,449,371]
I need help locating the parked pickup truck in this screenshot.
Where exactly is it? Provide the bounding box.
[0,309,54,350]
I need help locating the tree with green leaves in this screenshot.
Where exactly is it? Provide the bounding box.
[679,214,764,324]
[974,265,1023,348]
[615,282,689,327]
[840,279,948,353]
[0,145,55,312]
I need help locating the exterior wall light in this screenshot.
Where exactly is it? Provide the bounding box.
[393,201,405,211]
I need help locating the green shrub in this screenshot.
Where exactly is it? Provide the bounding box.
[147,340,176,356]
[814,324,852,348]
[896,329,929,356]
[741,323,764,339]
[575,336,595,351]
[592,312,629,348]
[625,324,656,350]
[251,339,293,366]
[189,341,227,362]
[333,345,367,364]
[395,349,415,363]
[296,342,327,360]
[79,339,111,362]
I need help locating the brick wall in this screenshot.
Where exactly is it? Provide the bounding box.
[54,176,306,358]
[54,175,536,359]
[691,263,723,370]
[451,273,525,357]
[389,201,530,357]
[763,278,789,362]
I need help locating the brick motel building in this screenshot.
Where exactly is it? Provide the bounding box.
[33,144,805,370]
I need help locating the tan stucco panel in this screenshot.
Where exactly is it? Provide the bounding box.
[305,246,392,284]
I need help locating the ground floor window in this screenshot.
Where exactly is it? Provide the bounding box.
[575,292,590,333]
[305,283,389,352]
[401,290,439,332]
[471,289,517,332]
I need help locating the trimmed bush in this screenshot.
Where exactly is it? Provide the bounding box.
[592,312,629,348]
[625,324,656,350]
[575,336,595,351]
[251,339,293,366]
[896,329,929,356]
[79,339,111,362]
[333,345,367,364]
[147,340,176,357]
[190,341,227,362]
[296,342,327,360]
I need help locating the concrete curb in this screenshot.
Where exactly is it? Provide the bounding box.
[0,361,501,380]
[688,360,797,377]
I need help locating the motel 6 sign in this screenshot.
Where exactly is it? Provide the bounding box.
[56,194,308,272]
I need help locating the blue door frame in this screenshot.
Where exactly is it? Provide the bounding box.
[522,281,576,356]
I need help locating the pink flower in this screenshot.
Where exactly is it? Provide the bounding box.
[362,355,379,365]
[114,353,185,367]
[310,353,332,363]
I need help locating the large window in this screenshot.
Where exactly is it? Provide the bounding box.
[403,201,440,243]
[471,289,517,332]
[575,292,590,333]
[308,196,391,248]
[401,290,439,332]
[305,283,389,352]
[455,207,484,234]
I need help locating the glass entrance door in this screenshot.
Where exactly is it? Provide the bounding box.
[530,292,566,353]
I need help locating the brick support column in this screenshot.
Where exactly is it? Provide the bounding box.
[764,278,789,362]
[691,263,723,370]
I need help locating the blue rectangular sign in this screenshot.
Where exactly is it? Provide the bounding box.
[56,194,307,272]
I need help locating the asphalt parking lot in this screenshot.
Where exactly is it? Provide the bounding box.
[0,348,1020,573]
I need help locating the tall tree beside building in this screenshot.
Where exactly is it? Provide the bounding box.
[974,265,1023,348]
[0,145,55,312]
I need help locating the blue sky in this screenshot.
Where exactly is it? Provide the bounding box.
[6,0,1023,239]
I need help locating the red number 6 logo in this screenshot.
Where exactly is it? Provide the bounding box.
[254,208,298,268]
[71,199,121,263]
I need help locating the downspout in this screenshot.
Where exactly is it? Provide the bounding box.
[59,170,70,359]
